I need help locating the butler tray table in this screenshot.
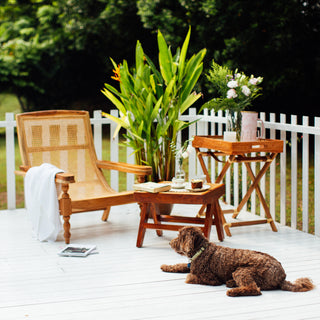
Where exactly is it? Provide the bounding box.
[192,135,283,236]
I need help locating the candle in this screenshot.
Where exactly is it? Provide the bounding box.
[224,131,237,142]
[172,177,185,189]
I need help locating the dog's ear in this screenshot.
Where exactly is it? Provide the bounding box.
[193,228,205,249]
[181,227,205,256]
[183,237,194,255]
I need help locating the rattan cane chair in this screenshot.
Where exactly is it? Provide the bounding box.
[15,110,152,243]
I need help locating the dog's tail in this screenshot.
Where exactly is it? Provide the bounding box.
[281,278,314,292]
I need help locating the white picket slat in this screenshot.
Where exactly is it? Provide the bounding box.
[291,115,298,229]
[5,113,16,210]
[93,110,103,160]
[110,109,119,192]
[259,112,266,217]
[314,117,320,236]
[187,108,197,180]
[280,114,287,225]
[302,116,310,233]
[269,113,276,220]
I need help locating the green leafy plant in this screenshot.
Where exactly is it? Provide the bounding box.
[201,60,263,113]
[102,27,206,182]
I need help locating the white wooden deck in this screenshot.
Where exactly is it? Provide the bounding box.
[0,204,319,320]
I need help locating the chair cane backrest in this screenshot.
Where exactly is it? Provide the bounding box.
[16,110,110,190]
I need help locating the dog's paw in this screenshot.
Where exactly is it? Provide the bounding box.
[186,273,199,284]
[160,264,171,272]
[226,279,237,288]
[161,263,190,273]
[227,286,262,297]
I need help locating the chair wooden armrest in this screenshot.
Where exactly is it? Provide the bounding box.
[96,160,152,176]
[15,165,75,184]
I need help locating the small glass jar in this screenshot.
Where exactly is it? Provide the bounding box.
[172,158,186,188]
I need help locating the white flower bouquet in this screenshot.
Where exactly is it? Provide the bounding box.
[201,60,263,113]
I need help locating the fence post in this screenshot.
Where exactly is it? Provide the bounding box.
[280,114,287,225]
[6,113,16,210]
[110,109,119,191]
[188,108,197,180]
[93,110,103,160]
[269,113,276,220]
[291,115,297,229]
[259,112,266,217]
[314,117,320,237]
[302,116,309,233]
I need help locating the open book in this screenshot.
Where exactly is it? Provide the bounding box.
[133,182,171,193]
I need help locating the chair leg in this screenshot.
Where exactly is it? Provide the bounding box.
[136,203,149,247]
[62,215,71,244]
[101,207,111,221]
[59,184,72,244]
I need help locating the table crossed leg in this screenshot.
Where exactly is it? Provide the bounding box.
[197,151,278,236]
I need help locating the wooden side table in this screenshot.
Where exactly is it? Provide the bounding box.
[134,183,225,247]
[192,136,283,236]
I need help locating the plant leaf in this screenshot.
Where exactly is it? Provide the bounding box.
[101,87,126,115]
[180,92,202,114]
[178,26,191,83]
[180,63,203,104]
[157,29,173,84]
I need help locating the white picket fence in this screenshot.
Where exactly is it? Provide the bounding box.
[2,109,320,236]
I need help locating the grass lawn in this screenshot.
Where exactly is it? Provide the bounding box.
[0,93,21,131]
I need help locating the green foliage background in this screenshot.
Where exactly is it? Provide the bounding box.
[0,0,319,115]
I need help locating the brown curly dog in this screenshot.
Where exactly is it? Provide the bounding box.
[161,226,314,297]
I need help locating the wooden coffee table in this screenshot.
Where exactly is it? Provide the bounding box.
[134,183,225,247]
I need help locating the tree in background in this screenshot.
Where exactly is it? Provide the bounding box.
[137,0,320,115]
[0,0,153,111]
[0,0,319,115]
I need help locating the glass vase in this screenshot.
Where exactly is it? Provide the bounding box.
[226,110,242,141]
[172,158,185,189]
[175,167,185,181]
[175,159,185,181]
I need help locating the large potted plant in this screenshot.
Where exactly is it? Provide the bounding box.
[102,27,206,182]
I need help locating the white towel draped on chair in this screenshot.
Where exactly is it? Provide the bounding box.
[24,163,64,242]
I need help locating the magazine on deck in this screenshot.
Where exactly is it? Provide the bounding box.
[133,182,171,193]
[58,244,97,257]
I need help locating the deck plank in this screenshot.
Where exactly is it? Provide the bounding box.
[0,204,319,319]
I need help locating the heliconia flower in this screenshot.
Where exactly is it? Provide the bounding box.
[111,64,121,81]
[227,80,238,88]
[227,89,238,99]
[241,85,251,96]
